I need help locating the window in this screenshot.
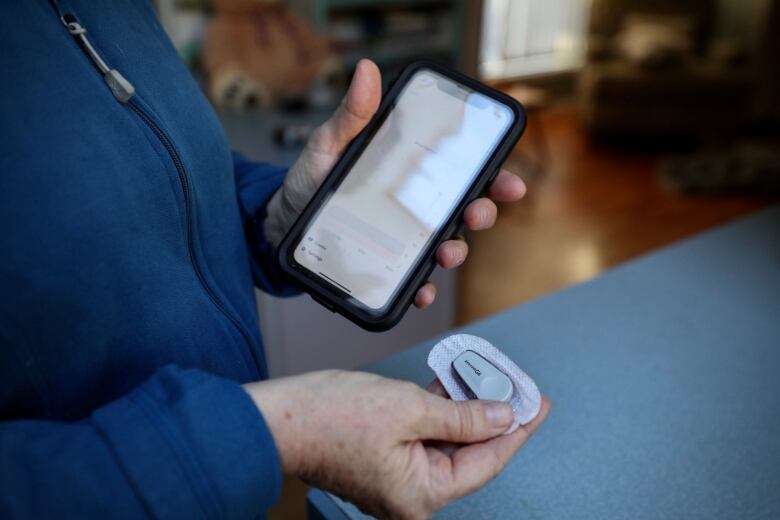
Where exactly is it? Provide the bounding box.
[480,0,589,80]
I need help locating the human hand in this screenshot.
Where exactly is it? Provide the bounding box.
[244,370,551,519]
[263,59,527,309]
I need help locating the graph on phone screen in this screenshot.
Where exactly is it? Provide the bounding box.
[295,69,513,309]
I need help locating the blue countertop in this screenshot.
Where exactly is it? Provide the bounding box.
[309,206,780,519]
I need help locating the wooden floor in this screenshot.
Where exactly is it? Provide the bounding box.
[269,105,772,520]
[457,105,771,324]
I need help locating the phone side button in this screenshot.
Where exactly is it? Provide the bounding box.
[311,294,336,312]
[487,167,500,183]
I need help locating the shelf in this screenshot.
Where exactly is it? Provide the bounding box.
[306,0,468,75]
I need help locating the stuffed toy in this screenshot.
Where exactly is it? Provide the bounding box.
[202,0,340,109]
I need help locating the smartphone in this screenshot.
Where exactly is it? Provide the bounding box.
[278,61,526,331]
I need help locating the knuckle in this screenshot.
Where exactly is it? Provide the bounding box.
[448,246,460,265]
[455,404,475,439]
[480,204,496,225]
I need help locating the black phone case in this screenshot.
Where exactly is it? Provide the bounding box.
[277,60,527,332]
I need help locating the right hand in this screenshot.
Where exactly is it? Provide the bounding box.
[262,58,527,311]
[244,370,551,519]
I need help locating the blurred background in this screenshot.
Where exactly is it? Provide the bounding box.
[155,0,778,516]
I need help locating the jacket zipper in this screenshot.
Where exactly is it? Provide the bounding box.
[59,15,135,103]
[125,103,263,375]
[57,10,263,376]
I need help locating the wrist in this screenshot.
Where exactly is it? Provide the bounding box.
[243,378,305,476]
[262,187,288,249]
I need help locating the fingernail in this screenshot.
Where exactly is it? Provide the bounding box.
[485,402,513,428]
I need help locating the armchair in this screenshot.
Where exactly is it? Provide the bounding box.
[579,0,752,141]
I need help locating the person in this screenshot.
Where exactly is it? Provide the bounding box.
[0,2,551,518]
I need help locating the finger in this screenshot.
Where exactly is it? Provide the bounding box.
[415,393,514,443]
[447,397,552,497]
[424,380,456,455]
[310,59,381,155]
[414,283,436,308]
[436,240,469,269]
[463,198,498,231]
[425,379,449,398]
[479,396,551,462]
[487,170,526,202]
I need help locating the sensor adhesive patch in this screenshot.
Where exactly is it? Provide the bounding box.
[427,334,542,433]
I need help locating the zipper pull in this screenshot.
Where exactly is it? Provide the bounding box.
[61,15,135,103]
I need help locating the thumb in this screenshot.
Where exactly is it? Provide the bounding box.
[310,59,381,155]
[416,393,514,443]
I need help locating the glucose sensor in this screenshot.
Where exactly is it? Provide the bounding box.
[451,350,514,402]
[428,334,542,433]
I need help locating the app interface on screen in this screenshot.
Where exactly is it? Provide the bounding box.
[295,69,513,310]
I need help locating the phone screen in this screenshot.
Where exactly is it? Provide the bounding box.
[294,68,514,310]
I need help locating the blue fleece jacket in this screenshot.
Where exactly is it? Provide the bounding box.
[0,1,294,517]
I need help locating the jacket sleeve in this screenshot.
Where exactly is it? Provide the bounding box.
[233,151,301,296]
[0,365,281,519]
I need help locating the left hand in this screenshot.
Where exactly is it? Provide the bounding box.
[245,370,551,519]
[264,59,526,309]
